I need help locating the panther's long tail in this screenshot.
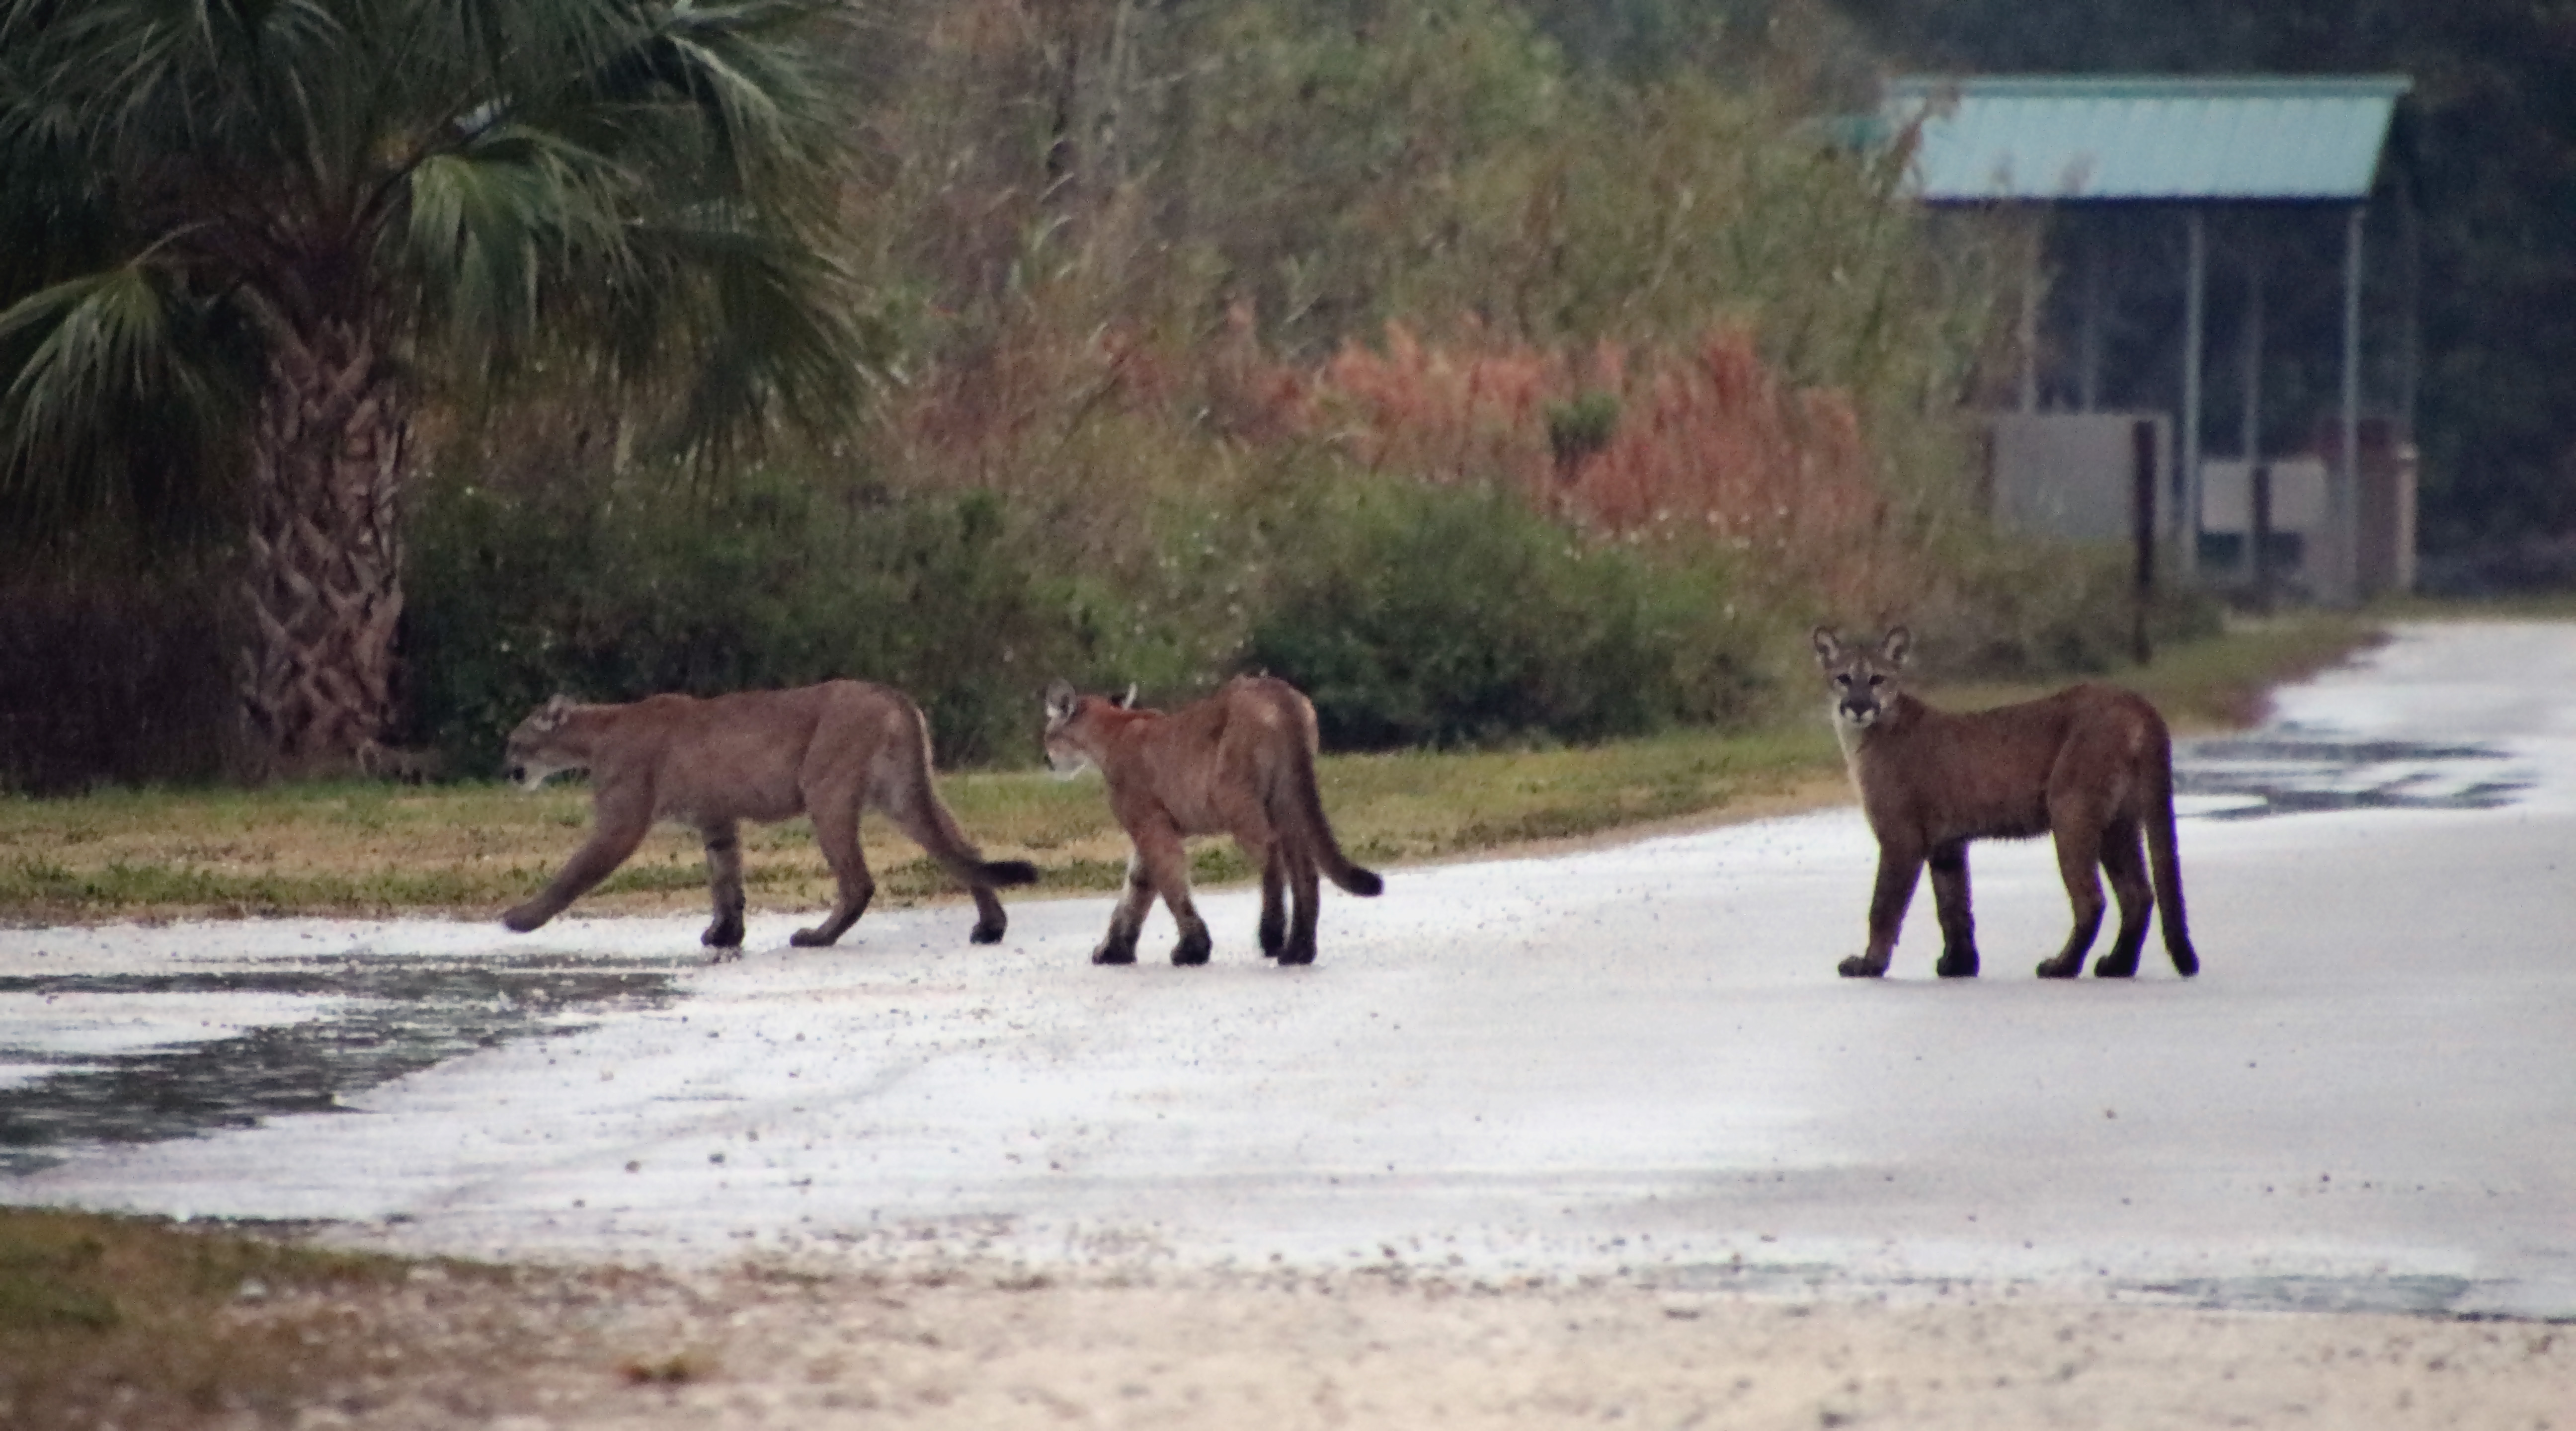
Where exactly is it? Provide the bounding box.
[2146,727,2198,976]
[1275,739,1381,897]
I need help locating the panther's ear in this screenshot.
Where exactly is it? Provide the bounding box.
[1116,683,1139,710]
[536,693,575,728]
[1810,626,1844,669]
[1043,679,1078,720]
[1879,626,1913,669]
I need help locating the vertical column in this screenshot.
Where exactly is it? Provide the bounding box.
[2399,181,2422,448]
[2335,203,2366,606]
[2079,226,2104,412]
[2251,464,2275,614]
[2240,256,2263,585]
[2018,252,2041,413]
[2017,206,2048,413]
[2132,418,2157,664]
[2181,209,2206,578]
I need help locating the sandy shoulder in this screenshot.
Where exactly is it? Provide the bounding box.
[265,1262,2571,1431]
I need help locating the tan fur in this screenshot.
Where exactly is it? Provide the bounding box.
[500,682,1036,958]
[1811,627,2199,980]
[1042,674,1383,967]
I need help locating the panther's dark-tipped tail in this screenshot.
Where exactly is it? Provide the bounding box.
[981,859,1040,888]
[1276,742,1380,897]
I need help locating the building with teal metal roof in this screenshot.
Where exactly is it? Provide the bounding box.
[1884,76,2410,204]
[1877,76,2417,604]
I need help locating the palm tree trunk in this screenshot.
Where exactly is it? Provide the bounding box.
[238,318,407,772]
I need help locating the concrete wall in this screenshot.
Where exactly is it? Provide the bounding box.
[1985,411,2415,601]
[2199,421,2417,600]
[2324,418,2418,598]
[2198,457,2327,597]
[1985,411,2169,549]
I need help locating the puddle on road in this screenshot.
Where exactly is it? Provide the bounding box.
[1664,1259,2488,1317]
[2176,728,2532,820]
[0,954,681,1176]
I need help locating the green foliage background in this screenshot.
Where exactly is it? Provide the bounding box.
[3,0,2252,788]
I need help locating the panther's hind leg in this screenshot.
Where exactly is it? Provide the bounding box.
[1277,838,1322,966]
[1248,833,1287,959]
[2092,818,2153,978]
[793,788,875,948]
[2036,823,2108,979]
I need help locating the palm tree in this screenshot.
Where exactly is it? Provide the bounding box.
[0,0,865,770]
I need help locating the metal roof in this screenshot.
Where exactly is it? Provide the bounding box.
[1884,76,2410,203]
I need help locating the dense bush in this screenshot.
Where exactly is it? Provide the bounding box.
[401,451,1799,770]
[403,468,1090,774]
[1905,538,2226,680]
[1241,481,1768,748]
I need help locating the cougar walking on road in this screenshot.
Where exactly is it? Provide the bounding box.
[1042,674,1382,967]
[500,682,1037,957]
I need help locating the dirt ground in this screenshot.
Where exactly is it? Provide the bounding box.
[229,1261,2570,1431]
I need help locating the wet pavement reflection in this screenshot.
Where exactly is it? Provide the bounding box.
[2176,727,2532,819]
[0,954,679,1175]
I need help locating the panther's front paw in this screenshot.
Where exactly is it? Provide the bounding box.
[501,904,549,934]
[969,920,1006,946]
[1936,946,1981,978]
[1837,954,1887,978]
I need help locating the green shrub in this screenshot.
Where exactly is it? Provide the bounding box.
[404,468,1092,773]
[1239,479,1767,748]
[1908,538,2227,679]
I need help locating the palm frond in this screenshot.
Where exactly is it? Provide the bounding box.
[0,260,249,536]
[393,0,870,452]
[626,214,880,464]
[396,121,637,354]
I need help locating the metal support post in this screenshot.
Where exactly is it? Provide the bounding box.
[2335,203,2366,607]
[2180,210,2206,578]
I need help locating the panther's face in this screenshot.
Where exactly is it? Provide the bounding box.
[502,694,584,790]
[1040,679,1139,780]
[1811,625,1911,734]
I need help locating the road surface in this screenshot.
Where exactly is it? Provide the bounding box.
[5,621,2573,1320]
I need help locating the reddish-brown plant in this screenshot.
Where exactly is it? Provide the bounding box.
[1305,323,1914,614]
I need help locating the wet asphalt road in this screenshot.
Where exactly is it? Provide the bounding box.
[4,622,2573,1318]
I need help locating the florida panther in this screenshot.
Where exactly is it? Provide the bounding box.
[1812,626,2199,980]
[1042,675,1382,966]
[501,681,1037,957]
